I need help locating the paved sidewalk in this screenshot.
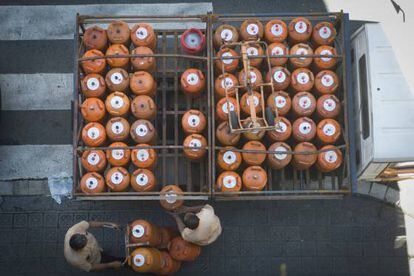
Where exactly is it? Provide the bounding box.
[0,196,408,276]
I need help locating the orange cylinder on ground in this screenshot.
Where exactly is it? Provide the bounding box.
[267,116,292,142]
[314,45,338,71]
[316,118,341,144]
[131,23,157,49]
[288,17,312,44]
[245,44,264,68]
[183,134,207,161]
[215,48,239,72]
[168,237,201,261]
[216,121,240,146]
[81,74,106,98]
[158,251,181,275]
[106,117,130,141]
[265,20,288,43]
[266,91,291,116]
[181,109,207,134]
[242,166,267,191]
[215,73,239,98]
[242,141,266,166]
[130,119,157,144]
[312,22,337,47]
[81,49,106,75]
[83,25,107,51]
[81,97,106,122]
[80,172,105,194]
[316,145,343,172]
[107,20,130,46]
[240,19,264,41]
[130,219,162,246]
[217,147,242,171]
[292,92,316,117]
[81,122,106,147]
[159,185,184,211]
[267,42,289,67]
[106,142,130,167]
[131,46,156,72]
[131,95,157,120]
[181,68,205,97]
[289,43,313,68]
[266,66,291,91]
[214,24,239,48]
[267,142,292,170]
[130,247,163,274]
[240,91,262,116]
[242,118,266,141]
[316,94,341,119]
[81,150,107,172]
[216,97,238,122]
[292,117,316,142]
[105,167,130,192]
[290,67,314,92]
[106,44,130,69]
[216,171,242,192]
[238,67,263,89]
[131,144,157,168]
[314,70,339,95]
[105,68,129,92]
[130,71,157,97]
[105,92,130,117]
[292,142,317,170]
[131,168,157,192]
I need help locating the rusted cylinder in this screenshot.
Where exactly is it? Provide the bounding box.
[80,97,106,122]
[215,73,239,98]
[290,67,314,92]
[130,247,163,274]
[105,44,130,69]
[183,134,207,161]
[131,95,157,120]
[267,42,289,67]
[158,251,181,275]
[289,43,313,68]
[81,49,106,75]
[216,171,242,192]
[106,117,130,141]
[292,117,316,142]
[81,122,106,147]
[314,45,338,71]
[217,146,242,171]
[130,219,162,246]
[131,144,157,168]
[131,168,157,192]
[181,109,207,134]
[159,185,184,212]
[107,20,130,46]
[288,17,313,45]
[242,141,266,166]
[214,24,239,48]
[237,67,263,89]
[168,237,201,261]
[105,68,129,92]
[266,91,291,116]
[311,22,337,47]
[265,20,288,43]
[106,142,131,167]
[130,119,157,144]
[181,68,206,97]
[240,19,264,41]
[316,94,341,119]
[267,142,292,170]
[291,142,317,170]
[81,74,106,98]
[105,92,130,117]
[314,70,339,95]
[130,71,157,97]
[81,150,107,172]
[316,118,341,144]
[215,48,239,72]
[244,43,264,68]
[216,121,241,146]
[242,166,267,191]
[316,145,343,173]
[83,25,108,51]
[131,23,157,50]
[105,166,130,192]
[267,117,292,142]
[131,46,156,72]
[80,172,105,194]
[240,91,262,116]
[216,97,238,122]
[292,91,316,117]
[242,118,266,141]
[266,66,291,91]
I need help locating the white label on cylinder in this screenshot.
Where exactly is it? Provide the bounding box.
[246,95,259,107]
[223,175,237,189]
[276,121,287,133]
[112,149,124,160]
[296,48,308,60]
[221,77,234,89]
[86,78,99,91]
[132,225,145,238]
[110,96,124,109]
[274,95,287,109]
[136,27,148,40]
[223,151,237,165]
[136,173,149,186]
[135,124,148,137]
[323,123,336,136]
[271,24,283,36]
[189,139,202,151]
[319,26,331,39]
[299,96,312,109]
[165,192,177,203]
[274,146,288,160]
[87,153,100,166]
[299,122,312,134]
[220,29,233,41]
[133,254,145,267]
[249,71,257,84]
[325,150,338,163]
[87,127,100,140]
[246,23,259,35]
[295,21,307,33]
[271,46,284,56]
[320,49,333,62]
[222,52,233,65]
[186,73,199,86]
[323,98,336,112]
[110,72,123,85]
[188,115,200,127]
[297,72,310,84]
[111,172,123,185]
[247,47,259,56]
[137,149,149,161]
[222,101,235,114]
[273,70,286,83]
[321,74,334,87]
[111,122,124,134]
[86,177,98,190]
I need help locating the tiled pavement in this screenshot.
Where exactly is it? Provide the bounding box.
[0,196,408,276]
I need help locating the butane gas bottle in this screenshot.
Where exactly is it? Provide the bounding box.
[130,119,157,144]
[81,74,106,98]
[291,67,314,92]
[215,48,239,72]
[81,97,106,122]
[266,91,291,116]
[215,73,239,98]
[217,146,242,171]
[107,20,130,46]
[314,45,337,71]
[105,166,130,192]
[267,116,292,142]
[265,20,288,43]
[316,118,341,144]
[216,97,238,122]
[311,22,337,47]
[159,185,184,211]
[240,91,262,116]
[181,109,207,134]
[81,122,106,146]
[289,43,313,68]
[316,94,341,119]
[81,150,107,172]
[130,71,157,97]
[238,67,263,88]
[292,91,316,117]
[130,247,163,274]
[168,237,201,261]
[314,70,339,95]
[216,121,241,146]
[105,92,130,117]
[106,142,131,167]
[316,145,343,172]
[131,95,157,120]
[242,166,267,191]
[131,23,157,50]
[244,44,264,68]
[105,68,129,92]
[242,141,266,166]
[292,117,316,142]
[266,66,291,91]
[131,168,157,192]
[106,44,130,69]
[288,17,312,45]
[106,117,130,141]
[181,68,205,97]
[158,251,181,275]
[216,171,242,192]
[183,134,207,161]
[130,219,162,246]
[267,142,292,170]
[131,46,156,72]
[291,142,317,170]
[267,42,289,67]
[242,118,266,141]
[81,49,106,75]
[83,25,108,51]
[159,227,179,249]
[131,144,157,168]
[213,24,239,48]
[240,19,264,41]
[80,172,105,194]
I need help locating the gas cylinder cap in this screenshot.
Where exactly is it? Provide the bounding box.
[133,254,145,267]
[165,192,178,204]
[136,173,149,186]
[132,224,145,238]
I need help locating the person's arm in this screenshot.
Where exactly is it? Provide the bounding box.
[170,213,186,233]
[89,261,122,271]
[174,205,204,214]
[88,221,121,230]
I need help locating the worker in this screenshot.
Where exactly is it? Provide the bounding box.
[64,220,124,272]
[170,204,222,246]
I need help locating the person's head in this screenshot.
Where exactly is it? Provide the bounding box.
[69,234,87,251]
[183,213,200,230]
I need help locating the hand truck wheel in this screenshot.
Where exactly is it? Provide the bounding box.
[229,110,239,130]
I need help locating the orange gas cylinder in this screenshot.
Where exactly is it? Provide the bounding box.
[181,110,207,134]
[130,120,157,144]
[292,142,317,170]
[106,142,131,167]
[316,118,341,144]
[312,22,337,47]
[245,44,264,68]
[130,247,163,274]
[131,144,157,168]
[217,146,242,171]
[267,42,289,67]
[181,68,205,97]
[238,67,263,88]
[159,185,184,211]
[107,20,130,46]
[83,25,108,51]
[131,168,157,192]
[292,92,316,117]
[105,92,130,117]
[291,68,315,92]
[240,19,264,41]
[242,141,266,166]
[131,46,156,72]
[316,145,343,172]
[81,49,106,75]
[213,24,239,48]
[131,23,157,50]
[314,70,339,95]
[267,116,292,142]
[266,66,291,91]
[105,68,129,92]
[105,117,130,141]
[266,91,291,116]
[168,237,201,262]
[240,91,262,116]
[215,48,239,72]
[216,121,240,146]
[242,166,267,191]
[216,97,238,122]
[288,17,312,44]
[80,172,106,194]
[215,73,239,98]
[158,251,181,275]
[81,150,107,172]
[105,166,130,192]
[289,43,313,68]
[130,71,157,97]
[81,122,106,146]
[130,219,162,246]
[106,44,130,69]
[316,94,341,119]
[267,142,292,169]
[81,74,106,98]
[314,45,338,71]
[216,171,242,192]
[159,227,179,249]
[131,95,157,120]
[183,134,207,161]
[80,97,106,122]
[265,19,288,43]
[292,117,316,142]
[242,118,266,141]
